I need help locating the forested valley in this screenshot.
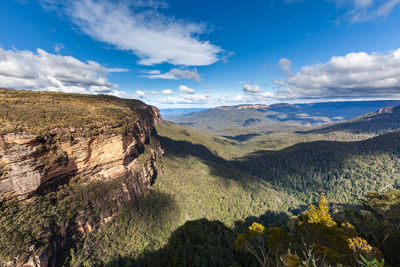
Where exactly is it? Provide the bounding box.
[1,91,400,266]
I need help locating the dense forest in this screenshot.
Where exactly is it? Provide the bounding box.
[235,131,400,202]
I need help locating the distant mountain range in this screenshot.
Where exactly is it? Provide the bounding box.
[166,100,400,131]
[302,105,400,135]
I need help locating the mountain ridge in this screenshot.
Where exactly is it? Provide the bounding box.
[168,100,400,131]
[303,105,400,135]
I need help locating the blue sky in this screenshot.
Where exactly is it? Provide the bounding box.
[1,0,400,107]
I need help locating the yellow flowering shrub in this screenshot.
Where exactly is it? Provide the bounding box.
[235,222,267,251]
[249,222,266,236]
[235,222,269,266]
[298,193,336,227]
[296,193,381,265]
[341,222,358,236]
[348,237,373,253]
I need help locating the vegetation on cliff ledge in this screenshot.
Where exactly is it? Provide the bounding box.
[0,89,146,136]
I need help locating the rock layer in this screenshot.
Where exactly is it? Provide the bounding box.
[0,116,162,200]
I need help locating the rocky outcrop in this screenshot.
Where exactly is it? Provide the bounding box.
[0,112,163,200]
[0,105,164,266]
[0,90,165,267]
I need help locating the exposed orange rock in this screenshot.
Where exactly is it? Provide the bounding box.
[0,115,163,200]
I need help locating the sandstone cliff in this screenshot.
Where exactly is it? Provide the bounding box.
[0,119,162,200]
[0,89,163,200]
[0,89,164,266]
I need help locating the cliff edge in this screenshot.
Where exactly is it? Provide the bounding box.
[0,89,163,266]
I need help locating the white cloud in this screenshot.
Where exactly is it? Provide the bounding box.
[160,94,211,105]
[142,68,201,81]
[281,48,400,99]
[40,0,61,10]
[283,0,400,23]
[0,47,128,96]
[273,80,287,86]
[353,0,374,8]
[335,0,400,23]
[243,83,261,94]
[278,58,292,76]
[158,92,278,106]
[54,43,65,53]
[44,0,222,66]
[161,89,173,95]
[150,89,173,96]
[107,67,130,73]
[179,85,195,94]
[160,48,400,106]
[135,90,148,98]
[142,70,162,75]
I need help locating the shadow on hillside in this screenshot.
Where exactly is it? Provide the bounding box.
[104,210,291,267]
[159,131,400,196]
[57,189,179,266]
[103,193,400,266]
[159,136,261,190]
[221,133,261,142]
[232,131,400,197]
[266,114,327,124]
[159,136,229,166]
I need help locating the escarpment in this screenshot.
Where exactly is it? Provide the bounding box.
[0,119,163,200]
[0,90,163,200]
[0,89,164,266]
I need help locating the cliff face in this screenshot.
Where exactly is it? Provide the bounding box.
[0,90,165,267]
[0,88,163,201]
[0,112,162,201]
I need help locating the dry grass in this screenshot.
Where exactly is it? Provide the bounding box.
[0,89,144,136]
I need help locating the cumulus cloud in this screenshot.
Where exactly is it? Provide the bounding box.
[0,47,128,96]
[161,89,173,95]
[160,94,211,105]
[143,70,162,75]
[273,80,287,86]
[152,89,173,95]
[159,91,277,106]
[243,83,261,94]
[278,58,293,76]
[142,68,201,81]
[135,90,148,98]
[335,0,400,23]
[179,85,196,94]
[281,48,400,99]
[159,48,400,106]
[42,0,222,66]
